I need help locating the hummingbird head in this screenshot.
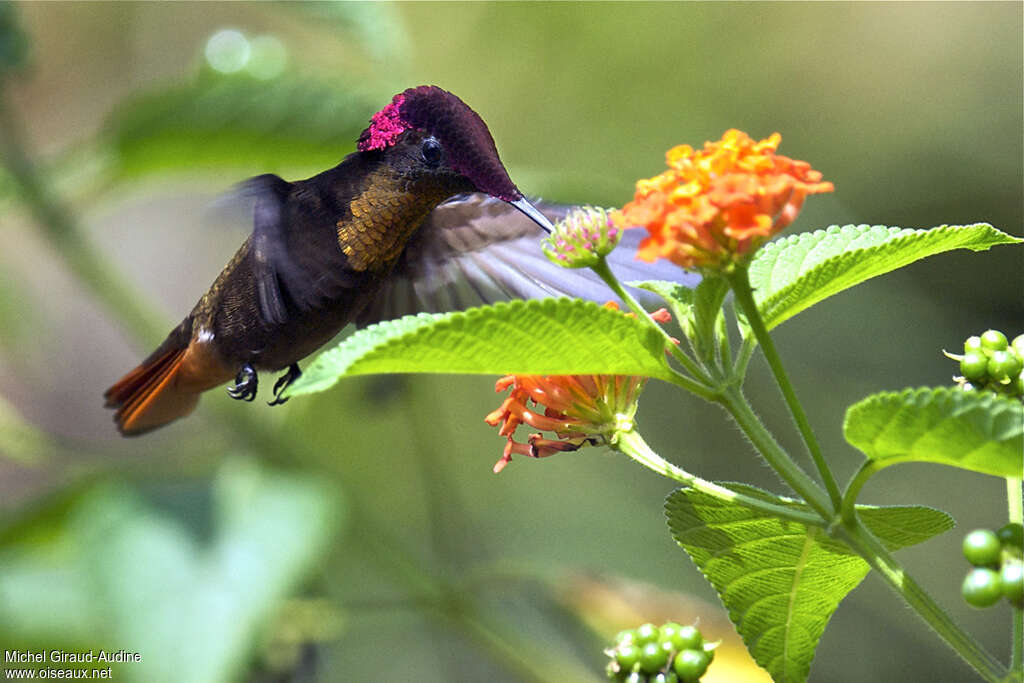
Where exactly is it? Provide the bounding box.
[358,86,554,232]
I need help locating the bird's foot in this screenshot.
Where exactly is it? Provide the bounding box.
[268,363,302,406]
[227,363,258,402]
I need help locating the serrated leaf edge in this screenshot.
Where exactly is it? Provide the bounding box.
[288,298,670,395]
[751,223,1015,328]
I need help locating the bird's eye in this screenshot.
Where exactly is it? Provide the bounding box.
[421,137,443,166]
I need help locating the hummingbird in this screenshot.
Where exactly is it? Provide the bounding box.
[104,85,693,435]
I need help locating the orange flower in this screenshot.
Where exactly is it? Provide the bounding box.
[619,129,833,270]
[484,374,646,473]
[483,303,671,473]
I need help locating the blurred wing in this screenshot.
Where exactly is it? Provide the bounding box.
[243,173,368,325]
[355,193,700,327]
[245,174,294,326]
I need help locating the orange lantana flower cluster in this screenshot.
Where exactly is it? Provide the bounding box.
[619,129,834,270]
[484,374,646,473]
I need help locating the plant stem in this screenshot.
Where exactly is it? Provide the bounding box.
[841,460,881,523]
[590,257,717,397]
[720,386,835,520]
[839,519,1008,681]
[1008,477,1023,675]
[615,429,823,526]
[726,266,843,512]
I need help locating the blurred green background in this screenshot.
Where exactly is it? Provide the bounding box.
[0,2,1021,682]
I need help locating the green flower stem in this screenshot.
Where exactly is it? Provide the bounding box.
[1008,477,1023,675]
[720,386,835,520]
[839,519,1008,682]
[615,429,823,526]
[590,256,717,397]
[726,266,843,512]
[841,460,881,523]
[0,80,168,347]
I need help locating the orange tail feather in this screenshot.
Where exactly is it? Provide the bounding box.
[104,346,201,436]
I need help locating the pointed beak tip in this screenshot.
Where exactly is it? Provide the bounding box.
[509,197,555,234]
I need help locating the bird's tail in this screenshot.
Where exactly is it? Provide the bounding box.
[104,342,199,436]
[104,323,232,436]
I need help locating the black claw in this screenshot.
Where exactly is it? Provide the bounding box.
[227,363,258,402]
[268,363,302,406]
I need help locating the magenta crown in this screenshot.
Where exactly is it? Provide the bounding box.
[357,85,522,202]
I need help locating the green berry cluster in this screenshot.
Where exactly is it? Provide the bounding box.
[946,330,1024,399]
[960,523,1023,608]
[605,621,717,682]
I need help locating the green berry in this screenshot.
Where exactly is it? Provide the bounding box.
[652,673,680,683]
[624,672,643,683]
[1012,334,1024,358]
[960,352,989,381]
[962,529,1002,567]
[616,644,641,672]
[673,649,711,682]
[673,625,703,651]
[980,329,1008,352]
[636,622,660,645]
[616,629,639,647]
[659,622,683,645]
[988,350,1022,382]
[964,335,984,354]
[639,641,669,674]
[962,568,1003,608]
[996,523,1024,552]
[1000,562,1023,604]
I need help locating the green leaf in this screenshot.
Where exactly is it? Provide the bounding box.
[0,459,340,682]
[693,277,729,361]
[749,224,1021,330]
[287,298,674,396]
[666,484,953,683]
[630,279,697,339]
[844,387,1024,478]
[101,73,381,179]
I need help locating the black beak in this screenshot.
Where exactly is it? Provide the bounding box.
[508,196,555,234]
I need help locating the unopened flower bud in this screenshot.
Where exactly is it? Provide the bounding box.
[542,206,622,268]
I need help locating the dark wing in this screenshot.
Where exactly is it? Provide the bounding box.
[355,193,700,327]
[243,172,369,326]
[247,174,292,326]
